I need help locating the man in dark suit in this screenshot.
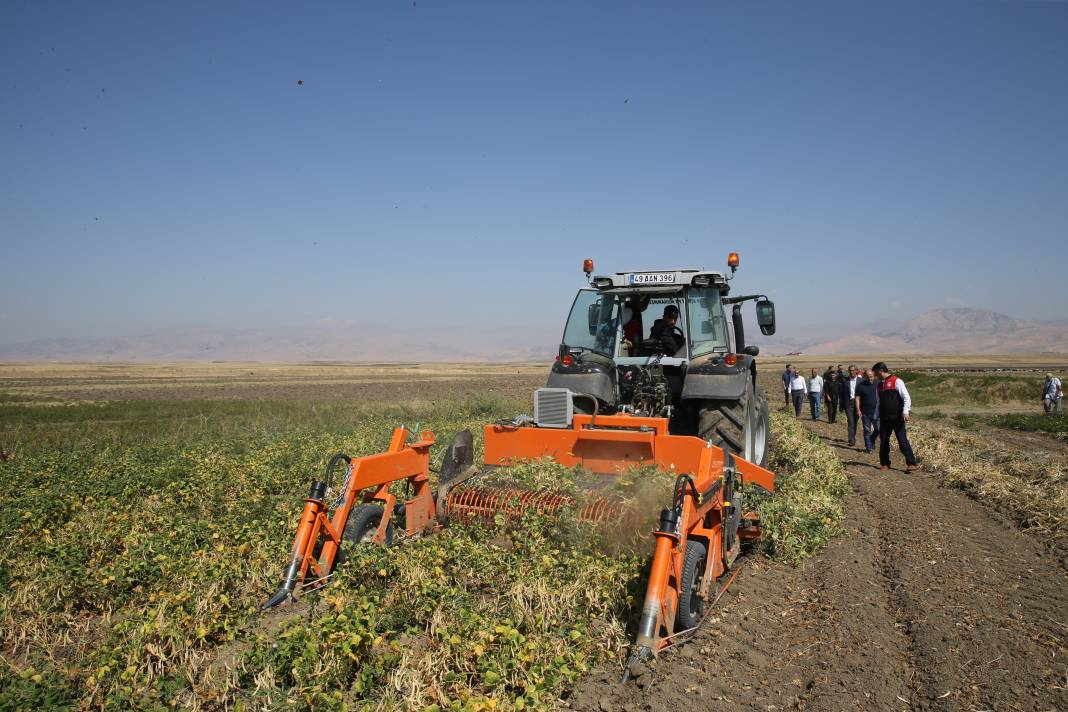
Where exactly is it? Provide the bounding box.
[824,371,842,423]
[840,365,862,446]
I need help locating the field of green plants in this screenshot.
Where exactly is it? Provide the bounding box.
[0,393,845,711]
[896,370,1048,409]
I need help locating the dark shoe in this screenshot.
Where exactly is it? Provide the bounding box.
[864,449,872,454]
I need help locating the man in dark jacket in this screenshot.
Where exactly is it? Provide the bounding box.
[854,368,880,453]
[840,365,862,446]
[649,305,683,356]
[824,371,842,423]
[874,362,919,471]
[782,364,793,407]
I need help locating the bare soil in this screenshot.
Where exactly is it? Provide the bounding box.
[569,415,1068,711]
[0,362,547,402]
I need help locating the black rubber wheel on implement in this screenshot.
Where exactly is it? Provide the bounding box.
[675,539,707,631]
[697,377,769,467]
[334,503,394,566]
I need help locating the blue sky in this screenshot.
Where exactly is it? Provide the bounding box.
[3,1,1067,345]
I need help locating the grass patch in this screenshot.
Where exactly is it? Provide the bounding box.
[896,370,1054,409]
[757,412,850,564]
[989,413,1068,440]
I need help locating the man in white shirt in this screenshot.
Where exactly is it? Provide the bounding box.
[807,368,824,421]
[1043,373,1063,415]
[841,365,863,446]
[789,368,806,417]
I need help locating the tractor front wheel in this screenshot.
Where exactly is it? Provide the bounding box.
[697,377,769,467]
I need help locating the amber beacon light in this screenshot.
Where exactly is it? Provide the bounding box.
[727,252,740,275]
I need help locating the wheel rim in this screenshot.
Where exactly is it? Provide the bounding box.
[688,562,705,622]
[752,409,767,465]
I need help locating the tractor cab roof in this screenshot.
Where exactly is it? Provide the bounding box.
[589,268,729,293]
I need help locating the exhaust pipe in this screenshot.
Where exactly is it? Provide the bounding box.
[261,480,327,611]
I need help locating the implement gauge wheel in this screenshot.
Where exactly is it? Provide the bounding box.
[335,503,394,565]
[675,539,707,631]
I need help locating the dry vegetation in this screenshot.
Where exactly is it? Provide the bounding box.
[910,422,1068,568]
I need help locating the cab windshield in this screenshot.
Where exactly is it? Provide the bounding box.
[562,287,729,359]
[686,287,729,356]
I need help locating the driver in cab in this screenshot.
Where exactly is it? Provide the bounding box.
[649,304,684,356]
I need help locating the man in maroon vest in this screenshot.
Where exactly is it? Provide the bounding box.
[873,362,919,472]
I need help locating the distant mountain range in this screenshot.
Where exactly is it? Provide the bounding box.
[787,308,1068,355]
[0,325,556,363]
[1,308,1065,361]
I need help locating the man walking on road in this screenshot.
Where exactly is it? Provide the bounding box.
[789,368,806,417]
[782,364,793,408]
[855,368,880,453]
[840,365,862,446]
[808,368,824,420]
[874,362,919,472]
[1043,373,1062,415]
[824,371,841,423]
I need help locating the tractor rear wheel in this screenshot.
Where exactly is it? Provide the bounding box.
[335,503,394,565]
[697,377,769,467]
[675,539,707,631]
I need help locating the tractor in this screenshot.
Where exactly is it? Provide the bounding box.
[547,255,775,467]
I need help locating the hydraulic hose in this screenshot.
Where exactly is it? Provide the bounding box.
[571,392,599,426]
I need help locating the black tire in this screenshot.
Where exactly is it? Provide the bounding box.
[697,377,770,468]
[675,539,707,630]
[334,503,393,565]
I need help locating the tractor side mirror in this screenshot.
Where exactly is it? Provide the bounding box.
[756,300,776,336]
[587,302,600,335]
[744,345,760,357]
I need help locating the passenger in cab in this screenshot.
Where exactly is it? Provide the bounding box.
[620,296,650,356]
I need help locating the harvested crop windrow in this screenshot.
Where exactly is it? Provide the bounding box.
[756,411,850,564]
[910,422,1068,567]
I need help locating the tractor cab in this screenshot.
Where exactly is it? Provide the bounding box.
[563,270,731,365]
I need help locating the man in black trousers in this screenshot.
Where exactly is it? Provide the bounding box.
[840,365,862,446]
[824,371,841,423]
[874,362,919,472]
[781,364,793,408]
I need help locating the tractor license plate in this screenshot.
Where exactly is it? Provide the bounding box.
[629,272,675,285]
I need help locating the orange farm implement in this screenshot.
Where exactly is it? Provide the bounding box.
[263,410,775,671]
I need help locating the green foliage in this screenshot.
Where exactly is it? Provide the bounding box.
[0,399,641,711]
[896,370,1051,408]
[0,393,847,710]
[757,412,850,564]
[990,412,1068,439]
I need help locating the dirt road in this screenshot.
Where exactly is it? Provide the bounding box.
[570,416,1068,711]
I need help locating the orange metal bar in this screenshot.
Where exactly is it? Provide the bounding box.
[634,530,678,652]
[269,427,437,606]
